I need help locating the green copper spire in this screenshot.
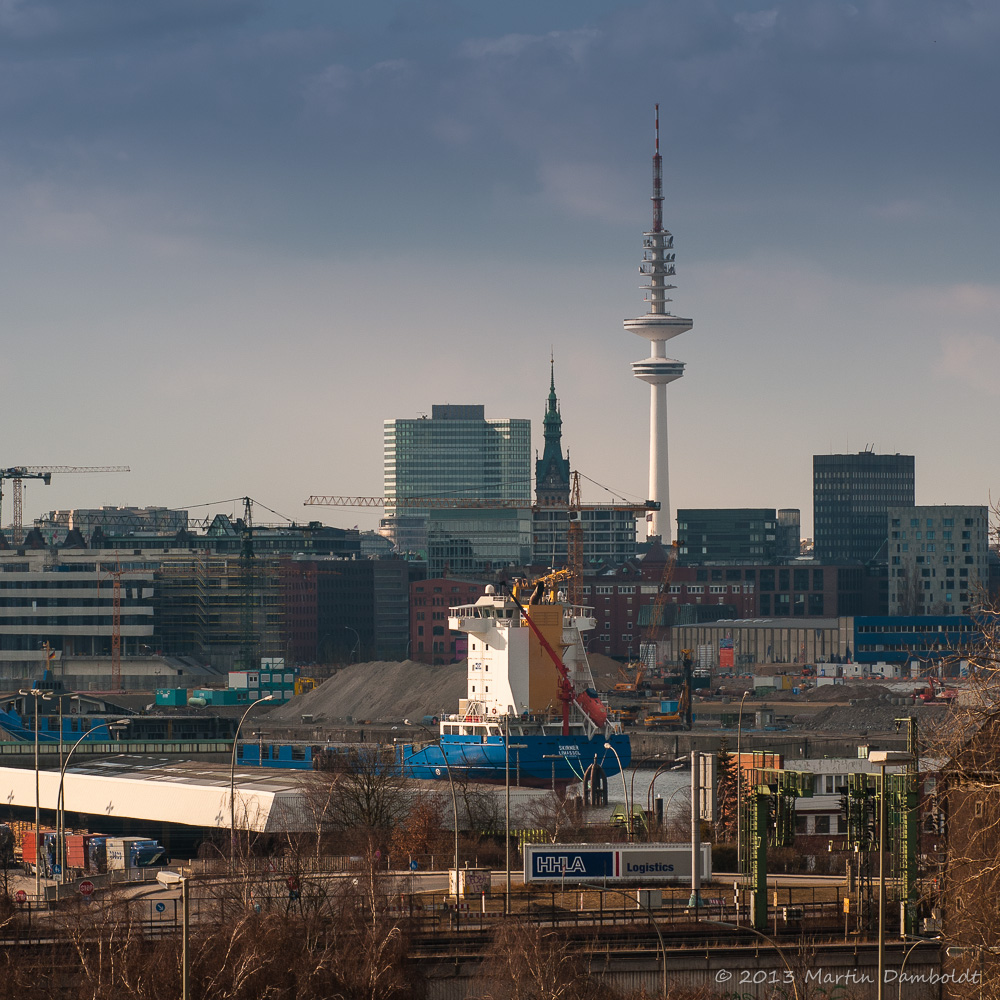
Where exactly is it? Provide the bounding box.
[535,356,570,503]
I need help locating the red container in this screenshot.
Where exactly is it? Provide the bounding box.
[20,831,55,865]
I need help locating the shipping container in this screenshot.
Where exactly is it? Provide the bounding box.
[106,837,165,870]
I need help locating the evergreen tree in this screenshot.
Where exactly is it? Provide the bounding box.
[715,738,739,843]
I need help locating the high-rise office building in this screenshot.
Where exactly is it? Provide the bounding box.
[676,509,779,565]
[813,452,915,564]
[381,405,531,572]
[888,505,988,615]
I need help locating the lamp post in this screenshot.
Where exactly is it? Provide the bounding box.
[603,741,631,840]
[629,754,662,821]
[653,784,689,838]
[58,719,130,883]
[584,882,667,999]
[506,718,528,914]
[229,695,274,871]
[701,920,800,1000]
[869,750,913,1000]
[898,935,940,999]
[400,744,460,886]
[736,690,750,881]
[343,625,360,663]
[19,687,52,900]
[543,753,562,793]
[643,758,686,816]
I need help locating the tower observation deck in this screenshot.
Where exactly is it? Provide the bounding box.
[623,105,694,542]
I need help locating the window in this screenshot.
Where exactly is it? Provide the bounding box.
[815,815,831,834]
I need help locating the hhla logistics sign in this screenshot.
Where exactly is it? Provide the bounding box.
[524,844,712,883]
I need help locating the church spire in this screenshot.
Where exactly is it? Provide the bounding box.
[535,356,570,504]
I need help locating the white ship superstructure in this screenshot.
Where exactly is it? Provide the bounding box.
[446,584,614,739]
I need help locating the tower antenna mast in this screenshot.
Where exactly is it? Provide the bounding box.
[623,106,695,542]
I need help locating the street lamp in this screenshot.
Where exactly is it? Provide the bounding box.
[57,719,130,883]
[654,784,689,838]
[603,742,631,840]
[19,687,52,900]
[343,625,360,663]
[869,749,914,1000]
[584,882,667,999]
[506,718,528,914]
[542,753,562,793]
[736,689,750,881]
[898,935,940,999]
[645,758,686,818]
[628,754,662,821]
[701,920,800,1000]
[229,694,274,871]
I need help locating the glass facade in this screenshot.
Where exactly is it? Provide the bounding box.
[381,405,531,567]
[813,452,915,564]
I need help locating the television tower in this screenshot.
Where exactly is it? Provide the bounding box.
[624,104,693,542]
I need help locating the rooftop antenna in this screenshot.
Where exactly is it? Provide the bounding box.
[652,103,663,234]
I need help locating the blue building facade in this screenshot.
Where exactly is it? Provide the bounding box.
[853,615,979,665]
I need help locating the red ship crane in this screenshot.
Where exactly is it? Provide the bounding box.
[502,582,608,737]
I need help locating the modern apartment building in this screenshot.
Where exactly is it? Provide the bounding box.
[888,505,989,615]
[813,452,915,564]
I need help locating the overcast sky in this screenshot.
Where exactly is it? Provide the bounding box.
[4,0,998,538]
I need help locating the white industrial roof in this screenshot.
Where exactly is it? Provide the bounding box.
[0,756,312,833]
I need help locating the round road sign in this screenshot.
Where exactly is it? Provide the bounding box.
[79,880,95,897]
[155,902,166,913]
[14,889,27,904]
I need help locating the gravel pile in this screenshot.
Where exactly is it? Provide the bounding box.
[801,702,951,733]
[266,659,466,726]
[802,683,892,703]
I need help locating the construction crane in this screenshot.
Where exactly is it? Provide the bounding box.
[305,494,657,514]
[567,472,584,605]
[238,497,257,673]
[305,487,657,601]
[638,543,677,672]
[0,466,130,545]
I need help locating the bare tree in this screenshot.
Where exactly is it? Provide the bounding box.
[310,744,410,843]
[475,919,606,1000]
[516,791,580,844]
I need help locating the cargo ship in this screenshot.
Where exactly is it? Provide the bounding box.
[393,580,631,785]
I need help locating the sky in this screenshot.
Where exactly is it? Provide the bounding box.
[3,0,999,539]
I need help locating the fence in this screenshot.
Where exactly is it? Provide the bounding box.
[119,878,853,944]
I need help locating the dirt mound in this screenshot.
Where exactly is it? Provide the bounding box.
[803,683,892,702]
[266,659,466,726]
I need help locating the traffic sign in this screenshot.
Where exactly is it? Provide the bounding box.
[79,880,95,896]
[14,889,26,904]
[155,901,166,913]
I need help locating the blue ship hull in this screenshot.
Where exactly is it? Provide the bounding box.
[237,732,632,784]
[398,732,631,785]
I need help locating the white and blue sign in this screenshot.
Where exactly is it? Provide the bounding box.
[155,902,166,913]
[524,843,711,884]
[528,848,615,880]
